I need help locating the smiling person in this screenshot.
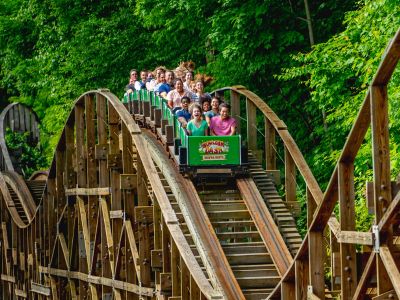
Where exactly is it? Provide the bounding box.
[134,70,148,91]
[175,96,192,128]
[210,103,236,136]
[146,66,166,91]
[205,96,221,125]
[125,69,139,94]
[167,78,194,109]
[187,104,208,136]
[183,71,194,92]
[193,80,211,103]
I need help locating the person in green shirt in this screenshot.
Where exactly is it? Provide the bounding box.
[187,104,208,136]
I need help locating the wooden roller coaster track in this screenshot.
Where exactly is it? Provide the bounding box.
[0,29,399,300]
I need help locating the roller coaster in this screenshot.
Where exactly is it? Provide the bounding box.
[0,30,399,300]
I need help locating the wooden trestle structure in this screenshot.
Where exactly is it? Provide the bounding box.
[0,30,400,300]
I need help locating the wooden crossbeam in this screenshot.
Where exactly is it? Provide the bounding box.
[379,246,400,297]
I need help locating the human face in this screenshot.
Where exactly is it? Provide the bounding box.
[175,80,183,92]
[195,82,203,93]
[166,71,174,84]
[220,107,229,120]
[158,73,165,83]
[181,99,189,109]
[202,101,210,112]
[185,72,193,82]
[211,98,219,110]
[130,71,138,82]
[156,69,163,79]
[193,107,201,118]
[140,71,147,82]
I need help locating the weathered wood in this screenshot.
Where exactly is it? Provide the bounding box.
[308,231,324,299]
[265,118,276,170]
[338,162,357,300]
[285,147,296,204]
[247,98,257,154]
[379,246,400,298]
[230,90,241,134]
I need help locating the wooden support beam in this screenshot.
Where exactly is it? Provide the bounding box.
[379,246,400,298]
[65,187,110,196]
[281,281,295,300]
[230,90,241,134]
[31,281,51,296]
[285,147,296,203]
[371,85,392,295]
[308,231,324,299]
[295,259,309,300]
[338,162,357,300]
[247,98,257,154]
[265,117,276,170]
[352,252,375,300]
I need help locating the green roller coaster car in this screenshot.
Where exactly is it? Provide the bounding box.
[123,89,248,177]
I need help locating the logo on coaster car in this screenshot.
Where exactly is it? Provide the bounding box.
[199,140,229,160]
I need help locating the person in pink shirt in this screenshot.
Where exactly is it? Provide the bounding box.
[210,103,236,136]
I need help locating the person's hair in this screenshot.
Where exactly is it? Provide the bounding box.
[174,78,183,86]
[181,96,191,104]
[130,69,138,75]
[140,70,147,75]
[211,95,221,105]
[189,103,202,114]
[154,66,166,73]
[200,97,210,104]
[219,103,230,111]
[166,70,175,78]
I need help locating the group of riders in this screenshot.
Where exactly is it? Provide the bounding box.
[125,67,236,137]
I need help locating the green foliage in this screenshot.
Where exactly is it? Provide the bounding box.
[5,128,48,178]
[281,0,400,231]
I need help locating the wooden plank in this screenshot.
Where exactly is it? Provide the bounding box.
[308,231,324,299]
[134,206,154,223]
[372,290,398,300]
[39,266,154,296]
[230,90,241,133]
[338,162,357,300]
[50,276,61,300]
[379,246,400,298]
[77,196,91,268]
[371,85,393,295]
[285,147,296,203]
[100,198,115,276]
[295,259,309,300]
[58,233,70,270]
[352,252,375,300]
[265,118,276,170]
[247,98,257,153]
[15,288,27,298]
[120,174,137,190]
[1,274,15,283]
[181,258,190,300]
[65,187,110,196]
[281,281,295,299]
[160,272,172,293]
[171,239,180,297]
[125,220,141,281]
[337,231,373,245]
[190,275,201,300]
[31,281,51,296]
